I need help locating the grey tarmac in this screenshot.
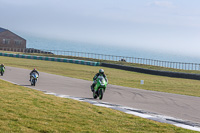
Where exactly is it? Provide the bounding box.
[1,66,200,125]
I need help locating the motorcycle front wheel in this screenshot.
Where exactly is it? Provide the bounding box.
[93,91,97,99]
[99,89,104,100]
[33,79,36,86]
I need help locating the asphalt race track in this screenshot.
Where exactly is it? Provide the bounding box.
[1,66,200,126]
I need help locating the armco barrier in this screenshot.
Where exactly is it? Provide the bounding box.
[101,63,200,80]
[0,53,100,66]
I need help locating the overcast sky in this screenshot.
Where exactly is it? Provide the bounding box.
[1,0,200,57]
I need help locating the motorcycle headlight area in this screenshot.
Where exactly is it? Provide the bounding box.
[100,84,105,87]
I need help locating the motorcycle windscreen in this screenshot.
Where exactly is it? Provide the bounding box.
[32,72,38,78]
[98,76,106,84]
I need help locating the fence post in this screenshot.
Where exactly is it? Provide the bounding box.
[195,63,197,70]
[176,62,177,69]
[182,63,183,70]
[184,63,186,70]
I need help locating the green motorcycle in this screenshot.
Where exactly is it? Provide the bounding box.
[0,67,5,76]
[93,76,108,100]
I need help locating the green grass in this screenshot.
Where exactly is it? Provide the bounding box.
[1,56,200,97]
[0,79,197,132]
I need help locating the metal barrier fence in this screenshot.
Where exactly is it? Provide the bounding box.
[0,47,200,70]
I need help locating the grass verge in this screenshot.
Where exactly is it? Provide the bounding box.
[0,79,197,132]
[0,56,200,97]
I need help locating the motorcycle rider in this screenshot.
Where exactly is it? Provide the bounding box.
[0,64,5,69]
[0,64,5,72]
[29,68,39,81]
[91,69,108,92]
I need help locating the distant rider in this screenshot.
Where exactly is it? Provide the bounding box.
[1,64,5,68]
[29,68,39,81]
[91,69,108,92]
[0,64,5,70]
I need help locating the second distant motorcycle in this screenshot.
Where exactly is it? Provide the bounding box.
[30,72,39,86]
